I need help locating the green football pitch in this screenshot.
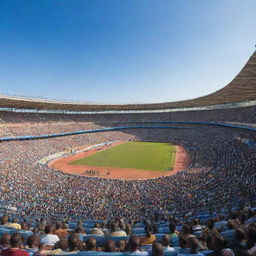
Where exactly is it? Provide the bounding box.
[70,141,176,172]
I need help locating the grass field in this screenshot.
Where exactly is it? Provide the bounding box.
[70,142,176,172]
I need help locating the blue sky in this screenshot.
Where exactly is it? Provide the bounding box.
[0,0,255,104]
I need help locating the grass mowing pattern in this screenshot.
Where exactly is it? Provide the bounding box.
[70,142,176,172]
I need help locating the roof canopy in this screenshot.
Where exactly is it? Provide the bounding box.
[0,51,255,112]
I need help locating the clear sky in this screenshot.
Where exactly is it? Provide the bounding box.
[0,0,255,104]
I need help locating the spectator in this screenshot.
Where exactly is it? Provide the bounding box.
[169,222,178,238]
[68,233,82,252]
[127,235,147,256]
[140,225,156,245]
[26,235,40,253]
[1,233,29,256]
[85,238,97,251]
[104,240,116,252]
[91,223,104,236]
[40,225,60,249]
[106,222,127,237]
[161,235,175,252]
[54,221,67,239]
[152,242,163,256]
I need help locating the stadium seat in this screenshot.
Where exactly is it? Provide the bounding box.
[175,226,182,232]
[171,237,179,247]
[155,233,166,241]
[201,250,213,255]
[77,252,126,256]
[0,228,12,235]
[18,230,33,240]
[140,244,152,251]
[132,228,145,234]
[193,231,202,237]
[220,230,235,242]
[163,251,177,256]
[214,221,228,229]
[105,236,130,243]
[133,223,145,228]
[173,248,189,254]
[69,222,78,229]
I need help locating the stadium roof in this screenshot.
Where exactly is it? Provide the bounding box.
[0,51,255,112]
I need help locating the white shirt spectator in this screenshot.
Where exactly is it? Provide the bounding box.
[163,246,176,252]
[41,234,60,246]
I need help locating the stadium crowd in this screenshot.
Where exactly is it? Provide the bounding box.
[1,104,256,138]
[0,124,255,220]
[0,206,256,256]
[0,111,256,256]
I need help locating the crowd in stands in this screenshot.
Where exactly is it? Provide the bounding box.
[0,123,255,220]
[1,103,256,138]
[0,110,256,256]
[0,206,256,256]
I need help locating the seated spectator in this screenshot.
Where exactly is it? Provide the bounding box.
[40,224,60,249]
[192,219,202,233]
[161,235,175,252]
[1,233,29,256]
[126,235,147,256]
[26,235,40,253]
[179,235,190,254]
[226,220,238,231]
[188,236,203,255]
[169,222,178,238]
[1,216,9,226]
[238,214,247,225]
[182,224,192,236]
[68,233,82,252]
[152,242,163,256]
[117,240,126,252]
[54,238,69,254]
[0,233,11,251]
[152,224,158,234]
[118,218,126,231]
[105,240,116,252]
[54,221,68,239]
[227,228,248,251]
[182,224,194,247]
[20,222,28,231]
[74,225,85,235]
[74,225,86,241]
[90,223,104,236]
[106,222,127,237]
[36,223,45,237]
[206,233,232,256]
[37,238,69,256]
[125,224,132,236]
[6,218,21,230]
[201,219,219,247]
[140,225,156,245]
[85,238,97,251]
[247,226,256,255]
[57,238,69,250]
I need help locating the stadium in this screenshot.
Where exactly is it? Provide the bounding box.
[0,1,256,255]
[0,49,255,255]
